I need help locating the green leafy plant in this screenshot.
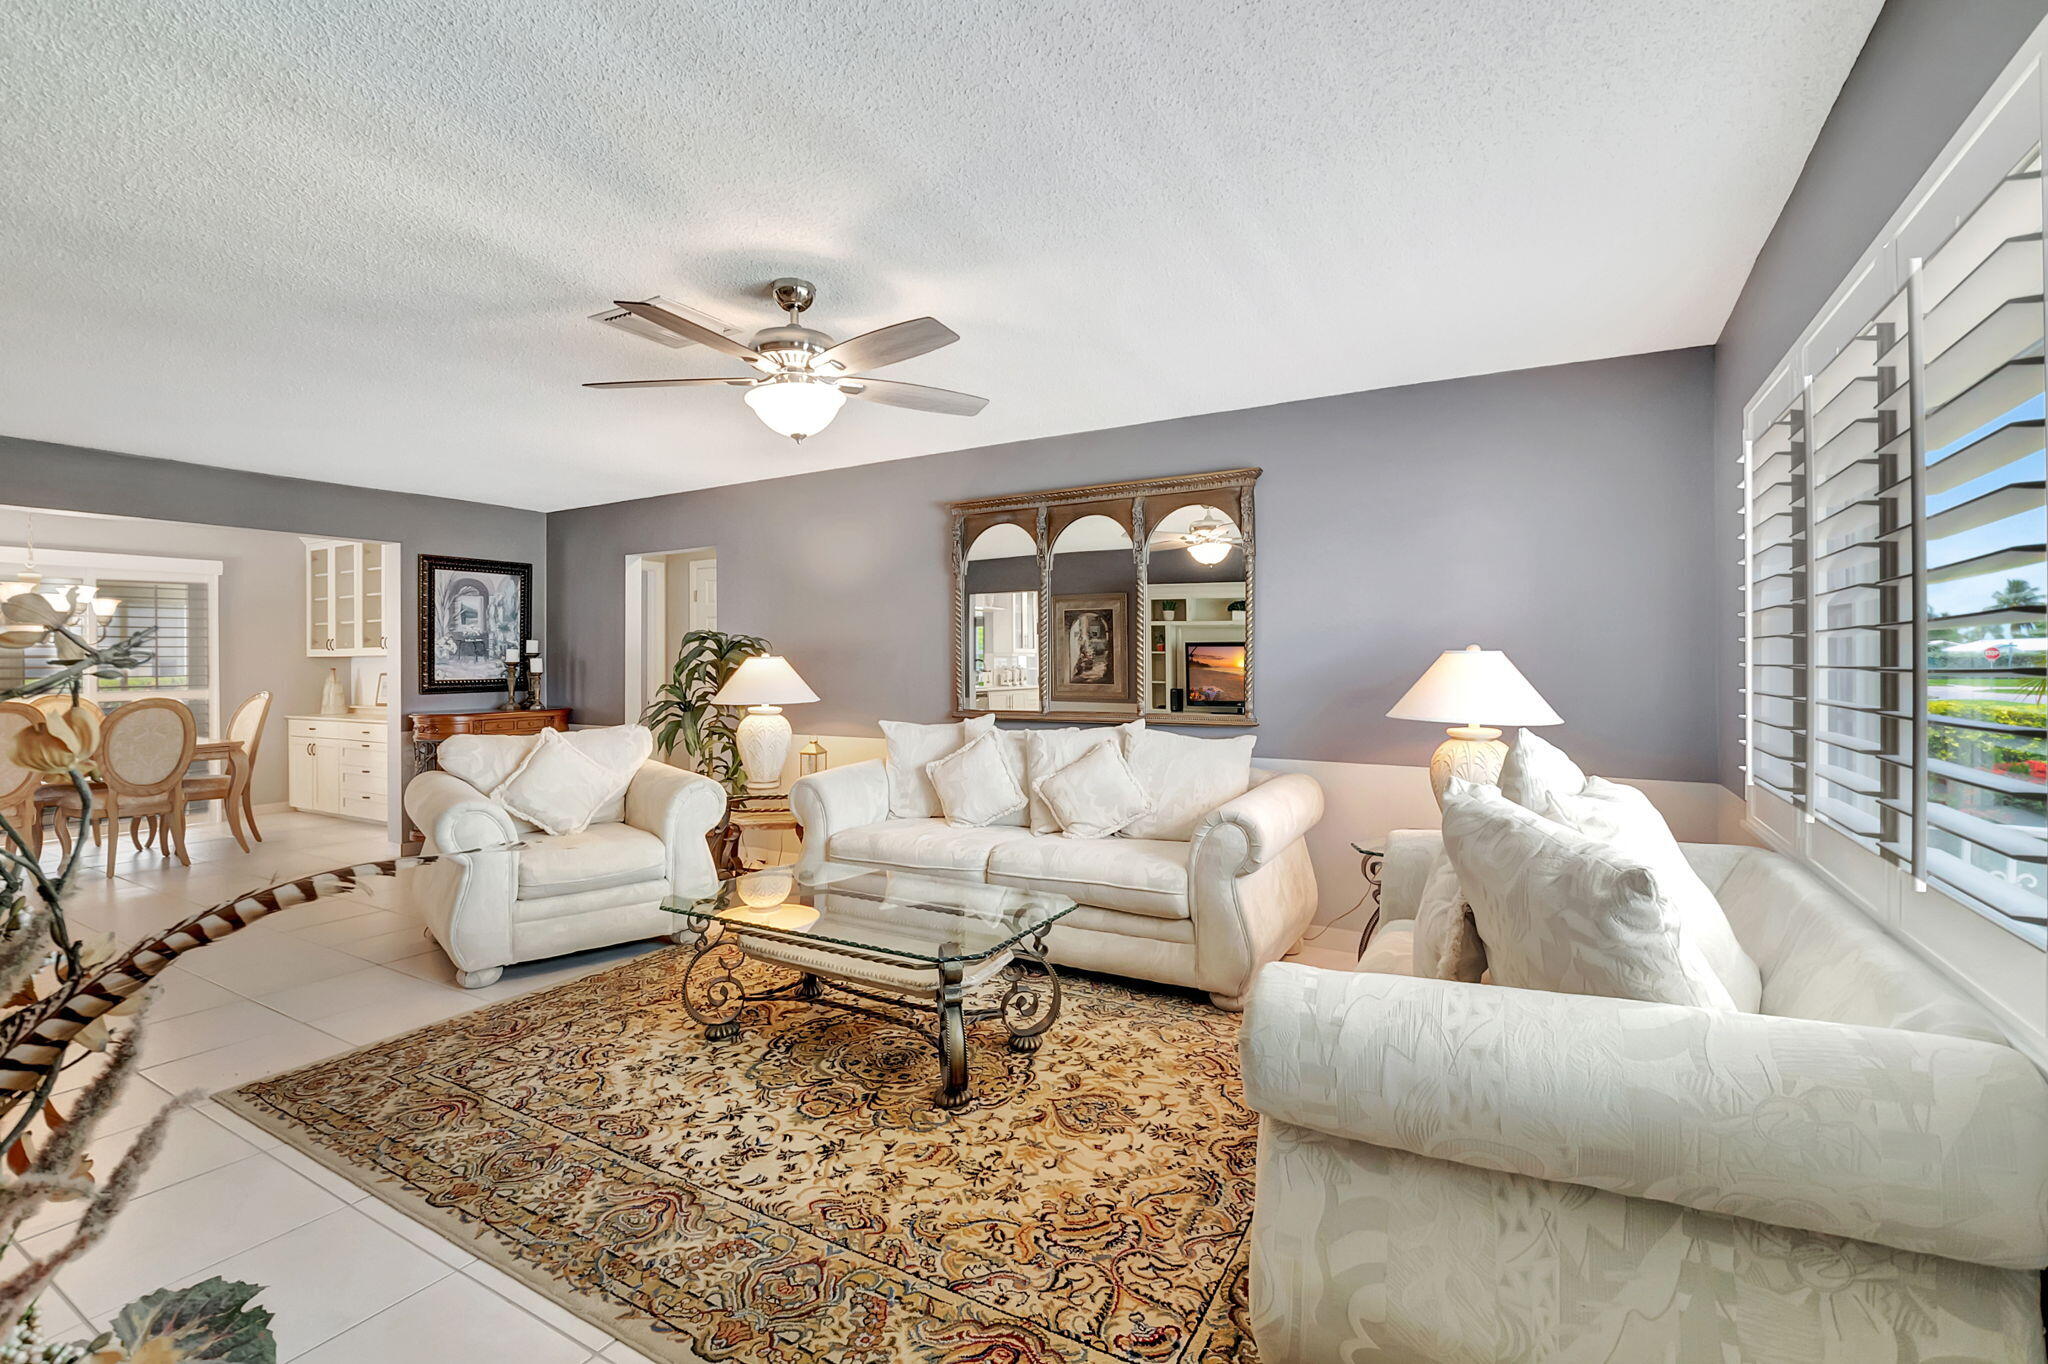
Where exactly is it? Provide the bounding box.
[640,630,770,793]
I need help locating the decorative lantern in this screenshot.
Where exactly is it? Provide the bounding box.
[799,737,828,778]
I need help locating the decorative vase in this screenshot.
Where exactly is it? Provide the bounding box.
[319,668,346,715]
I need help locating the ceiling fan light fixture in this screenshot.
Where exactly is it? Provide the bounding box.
[1180,508,1240,565]
[744,374,846,443]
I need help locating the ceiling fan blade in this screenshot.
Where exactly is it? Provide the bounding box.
[583,377,757,389]
[612,300,767,366]
[815,317,958,374]
[836,376,988,416]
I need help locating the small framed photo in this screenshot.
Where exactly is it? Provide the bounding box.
[417,554,532,694]
[1050,592,1134,703]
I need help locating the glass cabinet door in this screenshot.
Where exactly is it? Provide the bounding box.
[307,544,333,653]
[360,541,387,653]
[332,541,360,652]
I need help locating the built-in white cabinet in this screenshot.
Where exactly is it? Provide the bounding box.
[305,539,393,656]
[287,715,388,823]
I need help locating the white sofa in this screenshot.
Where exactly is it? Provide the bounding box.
[401,735,727,987]
[1239,830,2048,1364]
[790,753,1322,1008]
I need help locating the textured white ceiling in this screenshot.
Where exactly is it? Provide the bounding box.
[0,0,1879,511]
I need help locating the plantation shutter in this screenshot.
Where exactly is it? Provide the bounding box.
[97,578,214,735]
[1806,286,1916,861]
[1743,398,1809,806]
[1916,146,2048,929]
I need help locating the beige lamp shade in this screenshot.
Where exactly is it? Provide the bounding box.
[1386,645,1561,729]
[710,655,819,707]
[1389,645,1561,807]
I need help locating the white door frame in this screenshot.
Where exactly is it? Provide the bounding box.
[623,547,714,722]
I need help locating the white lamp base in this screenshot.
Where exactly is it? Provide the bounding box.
[735,706,793,794]
[1428,725,1508,808]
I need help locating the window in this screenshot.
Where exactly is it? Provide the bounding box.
[0,548,220,735]
[1744,130,2048,948]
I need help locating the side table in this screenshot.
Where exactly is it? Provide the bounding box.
[715,792,802,877]
[1353,842,1385,963]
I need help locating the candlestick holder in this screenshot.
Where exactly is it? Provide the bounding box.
[502,661,521,711]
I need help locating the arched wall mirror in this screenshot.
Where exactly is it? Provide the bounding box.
[949,468,1258,725]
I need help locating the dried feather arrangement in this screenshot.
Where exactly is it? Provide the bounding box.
[0,610,481,1361]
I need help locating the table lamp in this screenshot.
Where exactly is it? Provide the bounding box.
[1387,644,1562,806]
[711,655,820,794]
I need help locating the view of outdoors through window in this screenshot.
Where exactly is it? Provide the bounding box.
[1920,146,2045,933]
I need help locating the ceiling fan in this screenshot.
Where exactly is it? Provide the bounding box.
[1151,506,1244,565]
[585,278,988,443]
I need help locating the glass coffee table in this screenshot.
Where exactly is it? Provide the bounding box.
[664,861,1078,1109]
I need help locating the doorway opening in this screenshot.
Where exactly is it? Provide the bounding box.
[623,547,717,723]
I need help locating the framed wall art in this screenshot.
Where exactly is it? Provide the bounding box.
[1050,591,1133,704]
[417,553,532,694]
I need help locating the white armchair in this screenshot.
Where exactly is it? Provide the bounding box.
[1238,835,2048,1364]
[402,739,726,987]
[792,756,1322,1007]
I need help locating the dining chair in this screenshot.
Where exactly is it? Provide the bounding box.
[27,697,106,856]
[51,698,197,879]
[176,690,271,853]
[0,702,44,860]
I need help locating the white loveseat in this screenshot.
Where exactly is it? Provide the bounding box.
[790,753,1322,1008]
[402,733,727,986]
[1239,830,2048,1364]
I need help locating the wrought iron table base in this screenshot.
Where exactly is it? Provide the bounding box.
[678,924,1062,1109]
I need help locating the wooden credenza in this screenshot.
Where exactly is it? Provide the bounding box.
[404,708,571,843]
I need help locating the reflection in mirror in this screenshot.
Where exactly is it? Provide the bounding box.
[1146,504,1248,717]
[1049,513,1140,716]
[963,522,1041,711]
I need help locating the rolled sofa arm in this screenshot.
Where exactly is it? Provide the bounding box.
[1240,962,2048,1269]
[1191,772,1324,876]
[404,770,517,854]
[1377,828,1446,924]
[625,760,728,900]
[790,759,888,872]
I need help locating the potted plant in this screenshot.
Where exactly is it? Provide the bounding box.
[639,630,770,794]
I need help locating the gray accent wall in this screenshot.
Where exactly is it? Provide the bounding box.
[0,435,548,721]
[1712,0,2048,790]
[550,347,1720,781]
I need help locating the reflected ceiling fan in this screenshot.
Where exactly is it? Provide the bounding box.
[585,278,987,443]
[1151,506,1244,565]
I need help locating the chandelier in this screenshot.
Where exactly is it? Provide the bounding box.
[0,519,118,655]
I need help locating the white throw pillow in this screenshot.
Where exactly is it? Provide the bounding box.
[1033,738,1154,839]
[1409,852,1487,982]
[1441,781,1738,1010]
[1021,721,1145,834]
[988,730,1031,827]
[436,732,539,795]
[490,725,650,836]
[1120,728,1256,840]
[558,725,655,825]
[926,731,1028,829]
[1529,775,1762,1012]
[1497,729,1586,810]
[881,716,995,819]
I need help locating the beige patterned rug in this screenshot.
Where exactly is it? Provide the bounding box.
[221,947,1260,1363]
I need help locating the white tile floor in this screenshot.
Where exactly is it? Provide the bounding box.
[24,810,682,1363]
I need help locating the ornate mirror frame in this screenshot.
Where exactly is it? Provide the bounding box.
[948,467,1259,726]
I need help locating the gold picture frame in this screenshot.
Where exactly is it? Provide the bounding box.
[1050,592,1133,703]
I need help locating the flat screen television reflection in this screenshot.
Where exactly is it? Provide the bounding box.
[1183,642,1246,713]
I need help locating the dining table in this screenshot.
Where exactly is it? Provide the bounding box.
[30,721,250,860]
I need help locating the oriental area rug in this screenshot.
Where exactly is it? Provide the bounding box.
[221,947,1260,1363]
